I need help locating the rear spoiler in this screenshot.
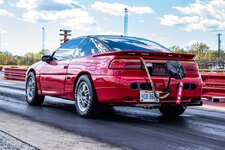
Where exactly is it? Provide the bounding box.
[93,50,195,59]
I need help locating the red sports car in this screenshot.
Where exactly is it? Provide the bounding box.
[26,35,203,118]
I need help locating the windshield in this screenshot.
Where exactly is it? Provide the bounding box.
[97,36,171,52]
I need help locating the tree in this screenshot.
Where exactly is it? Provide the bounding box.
[188,42,210,60]
[170,46,186,53]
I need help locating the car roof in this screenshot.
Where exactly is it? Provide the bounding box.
[92,35,145,40]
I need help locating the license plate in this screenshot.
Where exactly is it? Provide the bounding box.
[140,90,159,103]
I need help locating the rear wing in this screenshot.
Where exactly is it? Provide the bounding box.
[93,50,195,60]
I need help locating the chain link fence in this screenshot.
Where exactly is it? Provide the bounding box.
[197,60,225,71]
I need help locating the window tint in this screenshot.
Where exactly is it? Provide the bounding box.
[53,38,84,61]
[60,38,84,49]
[80,38,109,57]
[97,36,171,52]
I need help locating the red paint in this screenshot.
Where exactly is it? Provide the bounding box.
[27,51,202,106]
[201,72,225,99]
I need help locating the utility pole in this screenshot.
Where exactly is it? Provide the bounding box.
[42,27,45,50]
[59,29,71,45]
[124,8,128,36]
[0,33,1,51]
[217,33,222,59]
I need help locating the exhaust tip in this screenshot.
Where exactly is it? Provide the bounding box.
[131,83,139,90]
[140,83,147,90]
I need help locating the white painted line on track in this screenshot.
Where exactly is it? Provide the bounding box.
[0,81,16,85]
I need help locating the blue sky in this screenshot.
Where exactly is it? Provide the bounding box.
[0,0,224,55]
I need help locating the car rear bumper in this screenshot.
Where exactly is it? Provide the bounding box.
[92,75,203,105]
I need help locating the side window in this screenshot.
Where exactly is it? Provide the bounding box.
[80,38,109,57]
[53,38,84,61]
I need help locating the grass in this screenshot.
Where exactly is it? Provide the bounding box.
[0,65,30,68]
[199,69,225,72]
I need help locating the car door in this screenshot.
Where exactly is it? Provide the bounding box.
[64,37,110,99]
[40,37,84,96]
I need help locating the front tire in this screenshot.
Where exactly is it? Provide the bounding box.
[26,72,45,106]
[159,105,186,117]
[75,75,101,118]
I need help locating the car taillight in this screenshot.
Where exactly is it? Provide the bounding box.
[184,62,200,77]
[109,59,141,69]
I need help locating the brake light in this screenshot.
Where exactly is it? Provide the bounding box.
[109,59,141,69]
[183,62,200,77]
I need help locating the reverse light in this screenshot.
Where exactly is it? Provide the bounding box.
[109,59,141,69]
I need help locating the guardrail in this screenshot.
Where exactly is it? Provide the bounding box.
[1,67,225,101]
[201,72,225,101]
[4,68,27,81]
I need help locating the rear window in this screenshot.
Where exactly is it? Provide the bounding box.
[98,36,171,52]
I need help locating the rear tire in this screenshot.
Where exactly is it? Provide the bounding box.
[75,75,101,118]
[26,72,45,106]
[159,105,186,117]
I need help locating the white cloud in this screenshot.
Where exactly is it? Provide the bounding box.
[160,0,225,32]
[16,0,37,10]
[92,1,154,16]
[0,0,4,4]
[188,40,198,46]
[18,0,95,31]
[0,28,7,34]
[0,9,14,17]
[138,20,144,23]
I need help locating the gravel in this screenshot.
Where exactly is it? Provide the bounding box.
[0,130,37,150]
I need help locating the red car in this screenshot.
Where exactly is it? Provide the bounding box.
[26,35,203,118]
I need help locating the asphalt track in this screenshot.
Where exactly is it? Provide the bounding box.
[0,80,225,150]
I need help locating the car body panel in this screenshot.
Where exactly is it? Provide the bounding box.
[26,35,203,107]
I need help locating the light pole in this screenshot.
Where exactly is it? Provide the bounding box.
[42,27,45,50]
[124,8,128,36]
[217,33,222,60]
[0,33,2,51]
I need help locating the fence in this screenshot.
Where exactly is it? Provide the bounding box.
[4,68,27,81]
[201,72,225,100]
[197,60,225,69]
[1,67,225,101]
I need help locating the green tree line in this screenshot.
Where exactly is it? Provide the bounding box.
[0,50,48,66]
[0,42,223,66]
[170,42,221,61]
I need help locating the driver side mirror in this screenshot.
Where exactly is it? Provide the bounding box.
[41,55,52,62]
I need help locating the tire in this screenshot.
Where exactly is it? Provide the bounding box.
[159,105,186,117]
[26,72,45,106]
[75,75,101,118]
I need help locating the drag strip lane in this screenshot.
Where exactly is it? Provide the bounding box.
[0,84,225,150]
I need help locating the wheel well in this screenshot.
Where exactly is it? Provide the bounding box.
[73,72,96,99]
[27,69,35,75]
[74,72,92,88]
